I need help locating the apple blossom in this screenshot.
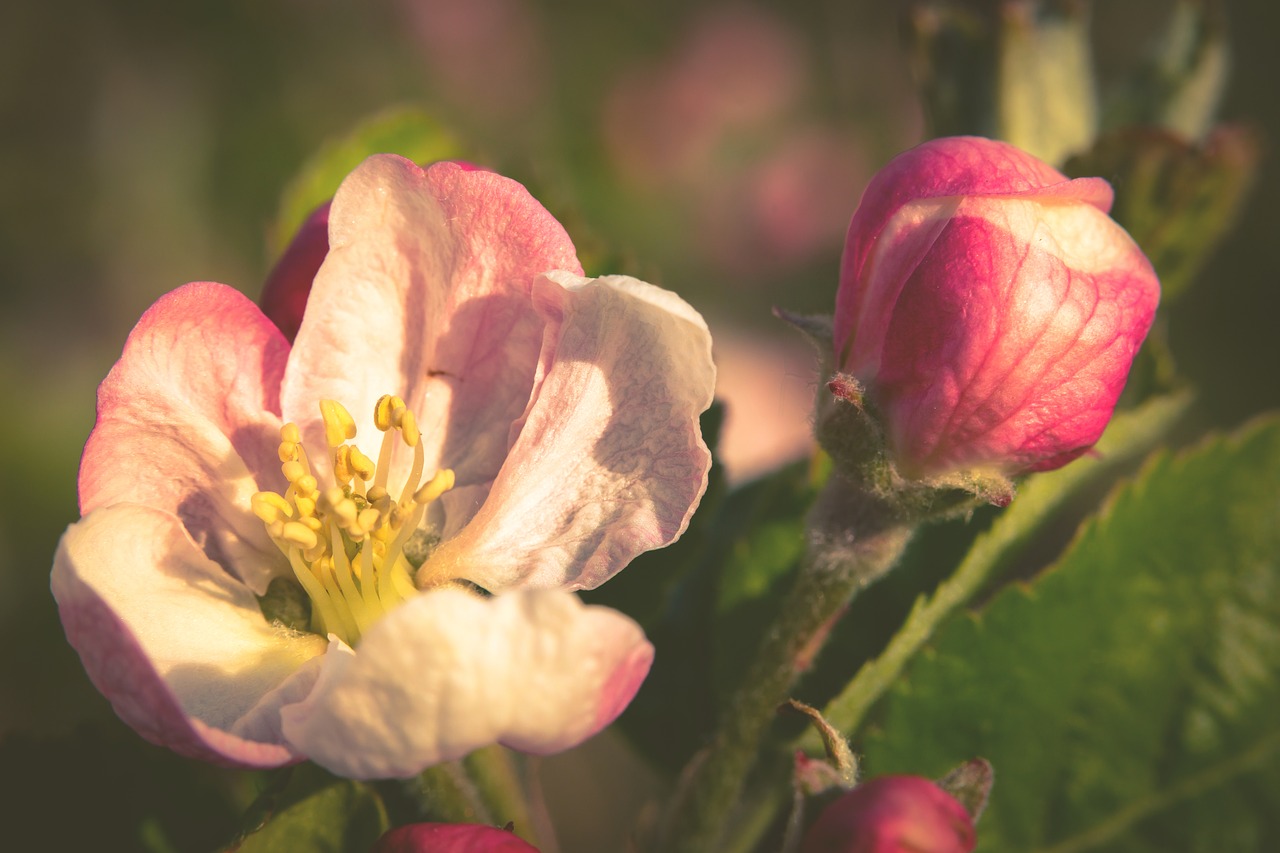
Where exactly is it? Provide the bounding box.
[51,155,715,779]
[799,775,976,853]
[834,136,1160,478]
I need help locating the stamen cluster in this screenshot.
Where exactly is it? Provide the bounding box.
[252,394,454,645]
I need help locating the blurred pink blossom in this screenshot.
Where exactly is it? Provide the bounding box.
[712,327,815,483]
[402,0,547,120]
[700,128,867,274]
[603,4,805,183]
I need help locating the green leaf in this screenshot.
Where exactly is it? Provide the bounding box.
[228,764,388,853]
[269,106,463,257]
[802,390,1191,747]
[864,416,1280,852]
[711,458,822,705]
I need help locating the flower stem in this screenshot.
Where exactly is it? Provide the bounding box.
[407,746,550,849]
[410,761,494,825]
[659,475,914,853]
[463,747,559,853]
[799,389,1193,749]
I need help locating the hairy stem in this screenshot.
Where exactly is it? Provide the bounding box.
[659,475,914,853]
[799,390,1192,751]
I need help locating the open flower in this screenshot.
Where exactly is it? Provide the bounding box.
[51,156,715,779]
[834,136,1160,478]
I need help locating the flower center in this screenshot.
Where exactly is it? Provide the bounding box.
[252,394,454,646]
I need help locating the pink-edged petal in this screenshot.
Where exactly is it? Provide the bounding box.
[835,136,1113,361]
[260,201,332,342]
[279,587,653,779]
[281,156,582,496]
[79,282,291,593]
[51,504,328,767]
[877,199,1157,475]
[423,272,715,593]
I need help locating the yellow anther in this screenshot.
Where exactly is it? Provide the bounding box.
[357,507,381,535]
[333,445,354,485]
[295,474,318,496]
[374,394,404,431]
[414,469,455,505]
[348,446,376,481]
[282,460,308,484]
[251,492,293,524]
[366,485,389,505]
[320,399,357,448]
[328,493,359,528]
[278,441,298,463]
[401,410,421,447]
[281,423,301,444]
[280,521,319,550]
[294,495,317,518]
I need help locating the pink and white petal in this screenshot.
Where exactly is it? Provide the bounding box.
[51,503,327,767]
[79,282,291,593]
[878,204,1156,475]
[281,156,582,496]
[279,587,652,779]
[835,136,1112,358]
[421,273,715,593]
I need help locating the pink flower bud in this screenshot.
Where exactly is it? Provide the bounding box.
[372,823,540,853]
[260,201,331,342]
[835,136,1160,478]
[800,775,976,853]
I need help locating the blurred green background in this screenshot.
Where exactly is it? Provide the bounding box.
[1,1,1276,849]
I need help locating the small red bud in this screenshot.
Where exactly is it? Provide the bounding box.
[800,775,977,853]
[372,822,539,853]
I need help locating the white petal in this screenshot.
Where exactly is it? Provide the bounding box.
[279,587,653,779]
[51,504,327,766]
[421,272,715,593]
[280,157,581,498]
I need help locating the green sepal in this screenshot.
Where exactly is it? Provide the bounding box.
[816,371,1015,517]
[938,758,995,823]
[225,763,388,853]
